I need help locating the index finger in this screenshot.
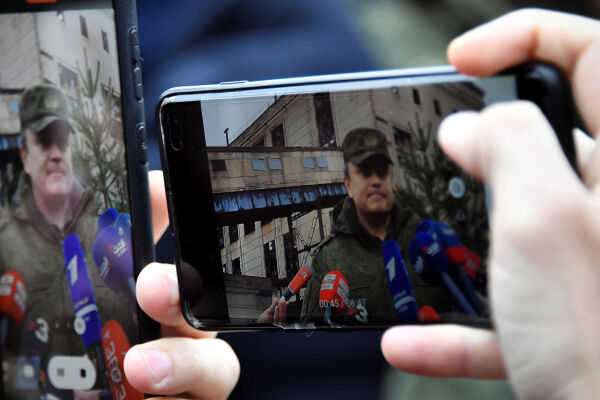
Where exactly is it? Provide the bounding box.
[448,9,600,135]
[149,170,169,244]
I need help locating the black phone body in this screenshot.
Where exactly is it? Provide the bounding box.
[158,64,575,332]
[0,1,157,398]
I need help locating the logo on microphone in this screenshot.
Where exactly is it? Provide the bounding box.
[98,256,110,279]
[414,256,424,275]
[110,238,127,258]
[423,242,441,257]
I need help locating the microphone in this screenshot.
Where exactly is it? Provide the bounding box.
[382,240,418,322]
[431,222,486,317]
[279,265,311,303]
[113,212,133,249]
[102,320,144,400]
[462,245,483,280]
[318,271,350,326]
[0,270,27,347]
[98,207,118,232]
[92,225,136,304]
[418,306,441,322]
[63,233,111,393]
[408,232,478,317]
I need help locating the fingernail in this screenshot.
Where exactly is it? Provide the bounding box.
[160,270,179,307]
[438,111,480,145]
[139,348,172,384]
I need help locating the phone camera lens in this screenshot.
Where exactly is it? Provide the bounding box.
[167,112,183,151]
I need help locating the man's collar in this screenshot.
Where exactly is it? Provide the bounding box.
[11,172,92,240]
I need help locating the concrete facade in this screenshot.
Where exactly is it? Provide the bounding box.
[0,10,120,135]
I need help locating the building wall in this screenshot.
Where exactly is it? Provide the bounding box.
[208,148,344,193]
[0,10,121,136]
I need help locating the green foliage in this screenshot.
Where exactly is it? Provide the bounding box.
[69,51,128,212]
[394,112,488,258]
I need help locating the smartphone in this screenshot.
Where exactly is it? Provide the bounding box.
[0,0,157,398]
[158,63,576,331]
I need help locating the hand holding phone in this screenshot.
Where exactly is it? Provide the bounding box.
[382,9,600,400]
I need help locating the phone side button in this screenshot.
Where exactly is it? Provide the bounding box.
[137,124,148,164]
[219,80,248,85]
[133,66,144,101]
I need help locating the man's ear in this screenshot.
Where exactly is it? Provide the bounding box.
[343,176,353,199]
[19,146,29,174]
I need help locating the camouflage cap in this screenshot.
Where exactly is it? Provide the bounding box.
[19,84,70,134]
[342,127,392,165]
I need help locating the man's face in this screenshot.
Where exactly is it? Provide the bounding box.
[344,156,394,218]
[20,126,74,203]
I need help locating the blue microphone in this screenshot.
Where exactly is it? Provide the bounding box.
[432,222,487,317]
[113,212,132,248]
[408,232,477,317]
[382,240,418,322]
[63,233,111,393]
[97,207,118,232]
[63,233,102,348]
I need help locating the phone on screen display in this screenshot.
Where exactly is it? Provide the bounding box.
[157,63,576,332]
[0,1,157,398]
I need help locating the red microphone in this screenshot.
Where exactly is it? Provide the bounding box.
[319,270,349,325]
[0,270,27,346]
[279,265,311,303]
[102,320,144,400]
[418,306,441,322]
[461,246,482,280]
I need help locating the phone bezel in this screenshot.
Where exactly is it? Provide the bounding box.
[158,64,576,332]
[0,1,158,396]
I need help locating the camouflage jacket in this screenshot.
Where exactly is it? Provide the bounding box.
[0,174,136,398]
[300,197,450,325]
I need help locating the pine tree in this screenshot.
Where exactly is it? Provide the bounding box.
[394,112,489,258]
[69,51,128,212]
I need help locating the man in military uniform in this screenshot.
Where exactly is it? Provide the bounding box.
[300,127,449,325]
[0,84,135,399]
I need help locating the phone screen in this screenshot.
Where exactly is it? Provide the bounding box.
[0,1,142,398]
[162,73,518,329]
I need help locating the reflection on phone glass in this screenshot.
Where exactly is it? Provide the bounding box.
[0,2,139,398]
[169,74,518,329]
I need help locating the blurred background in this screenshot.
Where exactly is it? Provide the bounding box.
[137,1,598,398]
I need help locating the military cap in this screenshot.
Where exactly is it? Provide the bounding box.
[19,84,71,134]
[342,127,392,165]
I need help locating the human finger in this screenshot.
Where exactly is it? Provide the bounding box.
[257,298,277,324]
[381,325,505,378]
[124,337,240,399]
[273,302,287,323]
[136,262,214,339]
[573,128,600,192]
[149,170,169,243]
[438,102,585,206]
[447,9,600,136]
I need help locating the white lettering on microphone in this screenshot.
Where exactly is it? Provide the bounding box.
[104,340,127,400]
[99,256,110,279]
[112,238,127,258]
[0,274,14,296]
[15,280,26,312]
[414,257,424,274]
[425,242,441,256]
